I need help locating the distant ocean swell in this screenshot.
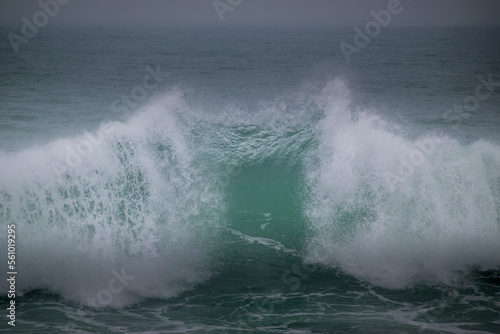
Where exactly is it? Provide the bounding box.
[0,79,499,306]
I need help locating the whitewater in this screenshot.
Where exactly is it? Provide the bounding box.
[1,26,499,333]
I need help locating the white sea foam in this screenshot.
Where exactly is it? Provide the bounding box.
[305,79,500,288]
[0,91,223,306]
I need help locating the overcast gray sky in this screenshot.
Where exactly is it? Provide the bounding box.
[1,0,499,27]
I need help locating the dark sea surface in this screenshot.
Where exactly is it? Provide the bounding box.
[1,26,500,333]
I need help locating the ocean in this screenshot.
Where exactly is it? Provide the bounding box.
[0,25,500,333]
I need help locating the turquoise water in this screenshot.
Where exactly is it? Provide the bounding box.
[1,26,500,333]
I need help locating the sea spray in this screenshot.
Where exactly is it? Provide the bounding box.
[1,81,499,308]
[305,79,500,288]
[0,91,224,306]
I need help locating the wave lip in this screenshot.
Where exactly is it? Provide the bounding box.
[305,79,500,288]
[1,80,499,303]
[0,91,223,306]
